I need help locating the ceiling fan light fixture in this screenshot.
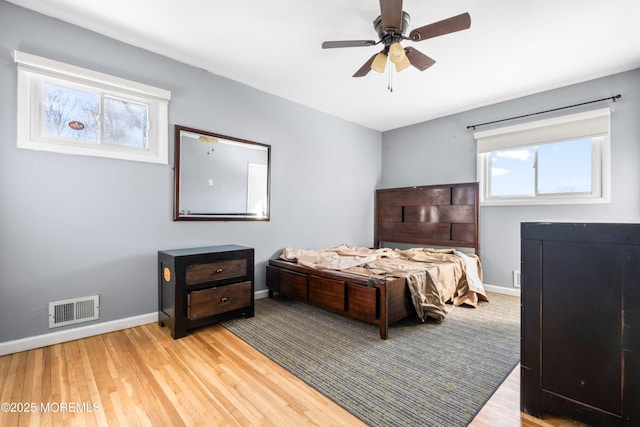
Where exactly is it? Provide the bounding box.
[371,52,388,73]
[388,42,405,64]
[321,2,471,82]
[394,54,411,72]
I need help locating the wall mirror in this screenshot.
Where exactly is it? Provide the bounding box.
[174,125,271,221]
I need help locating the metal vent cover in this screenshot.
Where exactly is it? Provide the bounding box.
[48,295,99,328]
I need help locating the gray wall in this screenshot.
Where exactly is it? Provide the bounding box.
[0,2,381,342]
[382,68,640,288]
[3,0,638,344]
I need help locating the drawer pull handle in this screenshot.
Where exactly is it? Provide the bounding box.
[221,297,229,303]
[216,268,224,273]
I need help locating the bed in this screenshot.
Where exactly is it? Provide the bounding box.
[266,182,486,339]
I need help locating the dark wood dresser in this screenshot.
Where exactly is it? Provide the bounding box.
[521,222,639,426]
[158,245,254,339]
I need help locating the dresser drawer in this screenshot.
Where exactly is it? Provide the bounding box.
[185,258,247,286]
[188,281,252,320]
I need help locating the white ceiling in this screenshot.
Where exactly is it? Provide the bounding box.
[8,0,640,131]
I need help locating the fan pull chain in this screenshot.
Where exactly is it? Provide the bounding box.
[387,61,393,92]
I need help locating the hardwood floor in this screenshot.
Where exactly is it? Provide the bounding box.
[469,365,588,427]
[0,322,587,426]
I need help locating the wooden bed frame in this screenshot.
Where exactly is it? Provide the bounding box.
[374,182,480,255]
[266,182,480,339]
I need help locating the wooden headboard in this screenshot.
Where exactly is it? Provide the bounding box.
[374,182,480,255]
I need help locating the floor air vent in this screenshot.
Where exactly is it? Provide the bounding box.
[49,295,99,328]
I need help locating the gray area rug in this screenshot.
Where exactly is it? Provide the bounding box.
[222,292,520,427]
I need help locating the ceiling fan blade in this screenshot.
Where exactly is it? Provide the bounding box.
[409,12,471,41]
[353,53,378,78]
[322,40,377,49]
[405,47,436,71]
[379,0,403,33]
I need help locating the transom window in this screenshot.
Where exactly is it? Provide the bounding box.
[475,108,611,206]
[13,50,170,164]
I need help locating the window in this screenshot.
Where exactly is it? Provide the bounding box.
[13,50,171,164]
[475,107,611,206]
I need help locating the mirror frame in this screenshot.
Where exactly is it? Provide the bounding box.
[173,125,271,221]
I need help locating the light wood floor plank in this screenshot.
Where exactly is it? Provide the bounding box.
[469,363,589,427]
[0,321,588,426]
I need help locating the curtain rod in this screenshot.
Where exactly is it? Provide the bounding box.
[466,94,622,130]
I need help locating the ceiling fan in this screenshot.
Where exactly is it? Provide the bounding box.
[322,0,471,78]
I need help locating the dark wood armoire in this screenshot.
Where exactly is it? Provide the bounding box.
[521,222,639,426]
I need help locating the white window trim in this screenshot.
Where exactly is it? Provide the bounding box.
[13,50,171,164]
[475,107,611,206]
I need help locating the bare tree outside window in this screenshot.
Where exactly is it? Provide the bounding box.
[45,83,98,142]
[103,96,148,149]
[15,50,169,164]
[44,84,148,149]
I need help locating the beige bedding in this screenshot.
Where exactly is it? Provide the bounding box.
[280,244,487,322]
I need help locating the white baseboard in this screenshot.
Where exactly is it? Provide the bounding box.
[1,287,514,356]
[0,290,272,357]
[255,289,269,299]
[483,283,521,297]
[0,312,158,356]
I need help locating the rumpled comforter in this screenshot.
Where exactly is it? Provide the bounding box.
[280,244,487,322]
